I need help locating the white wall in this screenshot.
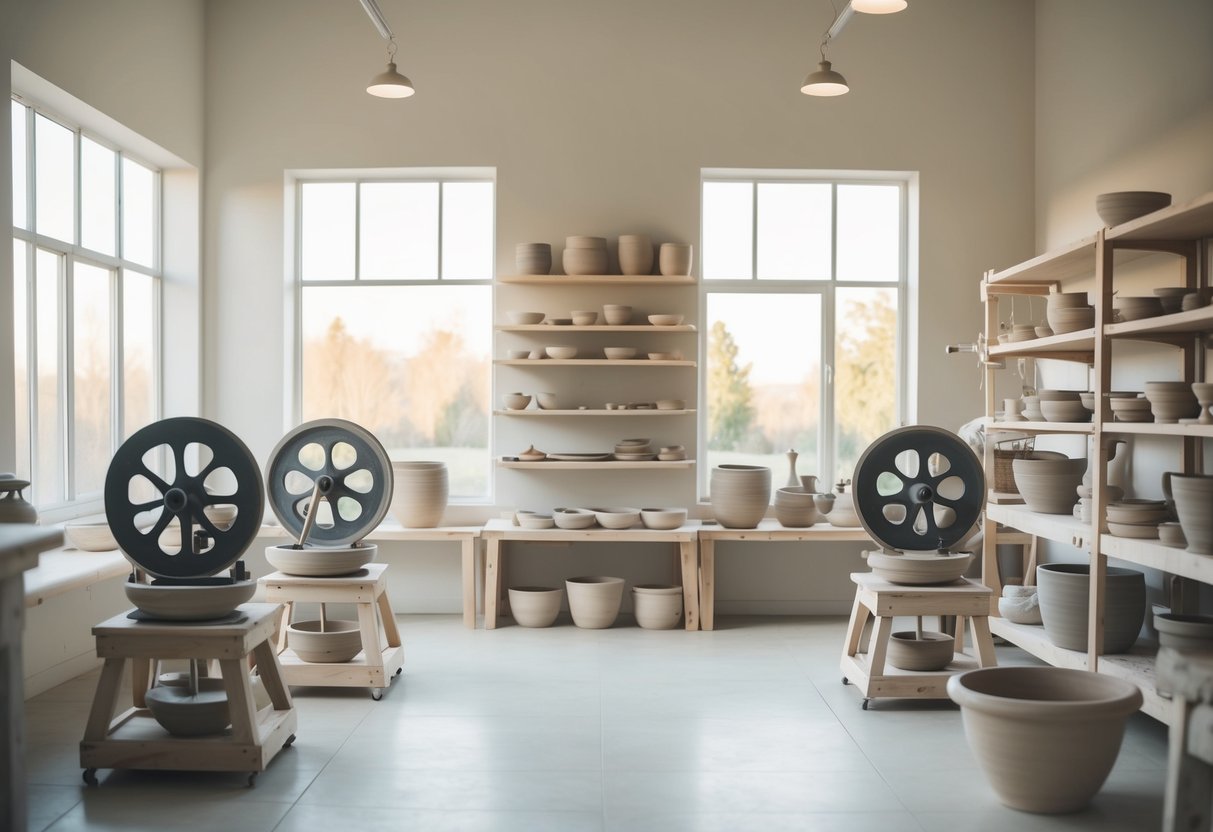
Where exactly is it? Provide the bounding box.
[203,0,1035,613]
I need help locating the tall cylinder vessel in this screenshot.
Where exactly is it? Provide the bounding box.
[710,465,771,529]
[390,461,449,528]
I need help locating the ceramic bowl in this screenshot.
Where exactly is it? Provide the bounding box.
[547,317,573,326]
[503,393,532,410]
[602,305,632,325]
[592,507,641,530]
[515,243,552,275]
[506,349,530,359]
[640,507,688,530]
[1106,521,1159,539]
[266,543,374,577]
[145,680,230,737]
[1034,326,1054,338]
[1039,400,1090,423]
[774,486,820,528]
[604,347,638,360]
[571,310,598,326]
[1037,389,1082,401]
[1079,392,1095,411]
[648,314,684,327]
[507,311,545,325]
[545,345,578,360]
[867,552,973,585]
[64,520,118,551]
[125,579,256,621]
[508,586,562,628]
[1096,191,1171,226]
[632,584,684,629]
[1012,455,1086,514]
[656,399,685,410]
[535,392,559,410]
[1154,287,1189,313]
[553,507,597,530]
[617,437,650,447]
[517,513,555,530]
[1183,292,1209,312]
[1155,613,1213,651]
[1115,296,1164,320]
[648,352,678,361]
[888,631,954,672]
[1046,291,1090,307]
[287,619,363,663]
[1047,307,1095,334]
[1159,521,1187,548]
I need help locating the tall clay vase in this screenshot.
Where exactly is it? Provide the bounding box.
[390,461,448,528]
[948,667,1142,813]
[566,576,625,629]
[709,465,771,529]
[1035,563,1145,653]
[1164,472,1213,555]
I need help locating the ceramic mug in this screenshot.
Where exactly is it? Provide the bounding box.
[1163,471,1213,555]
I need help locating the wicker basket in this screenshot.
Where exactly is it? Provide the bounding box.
[993,448,1028,493]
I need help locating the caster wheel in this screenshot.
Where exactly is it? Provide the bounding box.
[83,768,99,787]
[395,667,403,676]
[283,734,296,749]
[842,676,850,685]
[247,772,258,788]
[862,699,871,711]
[371,688,384,701]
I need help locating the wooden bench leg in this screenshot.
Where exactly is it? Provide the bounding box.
[377,591,401,648]
[357,601,384,669]
[251,640,294,711]
[130,658,151,708]
[217,659,258,745]
[866,615,894,678]
[680,540,699,631]
[83,657,127,742]
[699,538,715,631]
[484,538,501,629]
[461,538,476,629]
[842,594,870,660]
[275,601,293,654]
[970,616,998,667]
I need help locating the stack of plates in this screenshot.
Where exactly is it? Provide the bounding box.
[614,437,656,461]
[657,445,686,461]
[1106,499,1169,539]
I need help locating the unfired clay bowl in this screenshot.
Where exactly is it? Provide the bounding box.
[266,543,374,577]
[503,393,532,410]
[648,314,684,327]
[145,679,231,737]
[1154,613,1213,651]
[517,513,555,530]
[948,666,1142,813]
[553,507,597,530]
[507,311,545,325]
[592,507,641,530]
[545,345,578,360]
[888,631,954,671]
[64,521,118,551]
[603,305,632,325]
[287,619,362,663]
[867,552,973,585]
[640,507,688,530]
[508,586,562,627]
[125,578,256,621]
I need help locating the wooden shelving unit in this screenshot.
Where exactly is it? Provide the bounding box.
[978,189,1213,725]
[494,358,696,367]
[496,324,697,332]
[498,274,696,285]
[497,459,694,470]
[494,409,694,417]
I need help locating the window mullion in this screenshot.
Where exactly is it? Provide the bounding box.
[353,181,362,280]
[113,267,124,449]
[750,181,758,281]
[61,253,74,501]
[437,181,444,280]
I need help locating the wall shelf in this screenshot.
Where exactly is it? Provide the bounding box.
[494,358,696,367]
[495,324,697,332]
[987,329,1095,362]
[987,421,1094,434]
[499,274,696,286]
[494,409,695,417]
[497,459,694,470]
[1107,190,1213,242]
[986,502,1089,549]
[1101,534,1213,584]
[1104,304,1213,340]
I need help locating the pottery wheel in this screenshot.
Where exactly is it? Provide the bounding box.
[852,425,984,552]
[104,417,265,579]
[265,418,393,547]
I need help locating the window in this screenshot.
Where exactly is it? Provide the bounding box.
[294,173,494,500]
[11,97,161,512]
[700,173,909,497]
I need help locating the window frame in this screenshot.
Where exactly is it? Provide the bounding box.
[698,170,912,498]
[11,96,163,518]
[289,168,496,504]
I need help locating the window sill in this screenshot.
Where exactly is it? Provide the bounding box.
[23,548,130,609]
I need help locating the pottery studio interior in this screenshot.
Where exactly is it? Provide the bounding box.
[2,1,1213,830]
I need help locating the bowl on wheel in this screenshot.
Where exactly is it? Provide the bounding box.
[867,551,973,585]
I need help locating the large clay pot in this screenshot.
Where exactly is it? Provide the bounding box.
[632,584,683,629]
[658,243,693,276]
[1012,455,1086,514]
[709,465,771,529]
[1035,563,1145,653]
[1165,472,1213,555]
[773,487,819,527]
[0,475,37,524]
[617,234,653,275]
[948,666,1142,813]
[390,461,448,528]
[566,576,625,629]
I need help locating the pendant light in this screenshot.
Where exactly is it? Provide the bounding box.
[360,0,414,99]
[800,0,906,98]
[851,0,907,13]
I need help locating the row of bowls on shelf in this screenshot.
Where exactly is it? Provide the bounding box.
[515,506,687,531]
[502,393,685,411]
[517,237,693,276]
[515,439,686,462]
[507,309,685,326]
[1008,383,1213,424]
[999,285,1207,345]
[509,579,684,629]
[505,346,684,361]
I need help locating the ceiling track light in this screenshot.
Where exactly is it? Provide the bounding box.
[800,0,906,98]
[360,0,415,99]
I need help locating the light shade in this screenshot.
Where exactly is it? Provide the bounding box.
[851,0,907,13]
[367,62,415,98]
[800,60,849,96]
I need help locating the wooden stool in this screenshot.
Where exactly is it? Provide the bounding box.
[80,602,296,787]
[261,563,403,699]
[840,572,997,709]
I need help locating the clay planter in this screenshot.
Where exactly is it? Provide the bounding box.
[1036,563,1145,653]
[390,461,448,528]
[888,631,954,671]
[508,586,563,628]
[618,234,654,275]
[566,576,625,629]
[998,585,1042,625]
[287,619,363,662]
[1012,455,1086,514]
[145,679,231,737]
[709,465,771,529]
[1165,472,1213,555]
[1154,613,1213,651]
[515,243,552,275]
[947,666,1142,813]
[773,486,820,527]
[266,543,374,577]
[64,520,119,551]
[867,552,972,585]
[632,584,683,630]
[563,247,607,276]
[125,578,256,621]
[658,243,693,276]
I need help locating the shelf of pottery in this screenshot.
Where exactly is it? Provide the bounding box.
[494,235,697,472]
[977,189,1213,724]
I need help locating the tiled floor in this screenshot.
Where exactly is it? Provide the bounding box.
[24,615,1168,831]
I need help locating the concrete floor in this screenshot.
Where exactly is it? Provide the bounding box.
[23,614,1168,831]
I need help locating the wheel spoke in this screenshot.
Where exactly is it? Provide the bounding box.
[137,464,170,495]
